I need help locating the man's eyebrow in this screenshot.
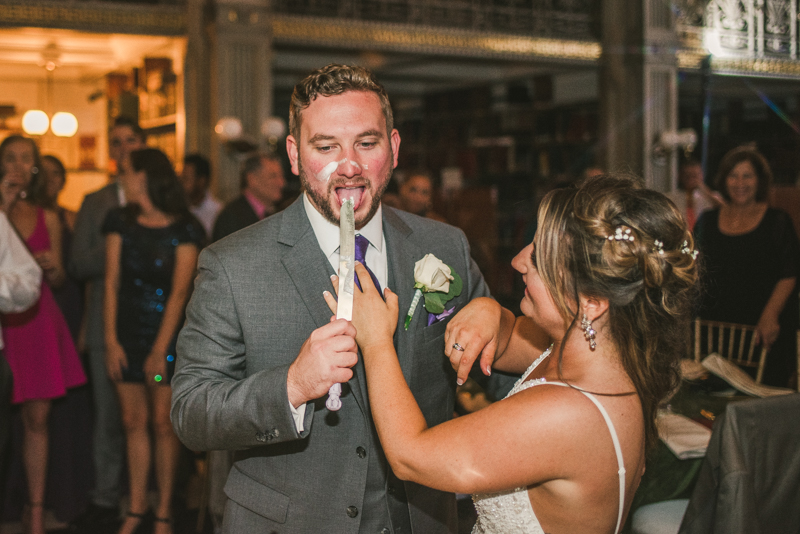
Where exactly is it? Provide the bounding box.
[308,134,336,144]
[307,130,383,144]
[357,129,382,139]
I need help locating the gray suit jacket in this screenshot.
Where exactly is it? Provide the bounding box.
[172,198,491,533]
[69,182,120,351]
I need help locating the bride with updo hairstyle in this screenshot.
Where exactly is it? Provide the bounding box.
[326,174,698,534]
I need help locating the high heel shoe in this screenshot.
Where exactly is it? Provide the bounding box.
[119,509,153,534]
[154,515,172,534]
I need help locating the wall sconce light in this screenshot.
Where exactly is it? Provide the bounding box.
[261,117,287,153]
[214,116,243,141]
[215,116,287,155]
[652,128,697,166]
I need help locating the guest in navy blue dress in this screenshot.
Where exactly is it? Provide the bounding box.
[103,148,203,534]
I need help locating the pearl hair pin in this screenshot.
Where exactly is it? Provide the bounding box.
[608,227,634,242]
[606,227,698,261]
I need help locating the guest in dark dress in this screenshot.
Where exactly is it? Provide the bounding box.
[103,148,203,534]
[695,146,800,388]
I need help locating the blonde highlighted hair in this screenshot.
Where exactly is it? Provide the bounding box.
[535,174,698,451]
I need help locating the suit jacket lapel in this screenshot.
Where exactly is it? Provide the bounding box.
[279,201,335,331]
[278,199,369,414]
[384,208,423,386]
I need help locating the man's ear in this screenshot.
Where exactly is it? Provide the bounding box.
[580,295,609,323]
[286,135,300,176]
[390,129,401,169]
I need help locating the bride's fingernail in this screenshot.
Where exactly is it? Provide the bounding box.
[323,291,330,297]
[456,378,464,386]
[485,365,492,376]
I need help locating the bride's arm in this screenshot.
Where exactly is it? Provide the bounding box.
[325,265,584,494]
[444,298,552,384]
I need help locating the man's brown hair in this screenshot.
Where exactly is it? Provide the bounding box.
[289,64,393,141]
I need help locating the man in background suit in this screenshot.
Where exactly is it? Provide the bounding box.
[181,153,222,240]
[68,117,145,530]
[211,153,285,242]
[172,64,491,533]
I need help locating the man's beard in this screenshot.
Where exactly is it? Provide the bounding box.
[298,155,391,228]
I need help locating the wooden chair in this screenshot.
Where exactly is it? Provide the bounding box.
[693,318,768,384]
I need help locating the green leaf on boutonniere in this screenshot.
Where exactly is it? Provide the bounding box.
[423,292,446,314]
[444,266,463,300]
[422,266,462,315]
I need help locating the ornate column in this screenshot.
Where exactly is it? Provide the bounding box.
[209,0,273,202]
[183,0,210,158]
[599,0,679,192]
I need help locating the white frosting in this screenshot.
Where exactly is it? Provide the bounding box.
[316,160,340,182]
[314,158,363,182]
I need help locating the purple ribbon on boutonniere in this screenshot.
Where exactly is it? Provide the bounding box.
[427,307,455,326]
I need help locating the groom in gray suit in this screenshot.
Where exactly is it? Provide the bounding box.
[172,64,491,533]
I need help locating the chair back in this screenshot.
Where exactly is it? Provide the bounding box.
[693,319,767,384]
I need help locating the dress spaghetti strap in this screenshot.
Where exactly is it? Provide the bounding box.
[536,382,627,534]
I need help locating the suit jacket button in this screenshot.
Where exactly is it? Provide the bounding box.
[356,446,366,458]
[387,485,396,495]
[346,505,358,518]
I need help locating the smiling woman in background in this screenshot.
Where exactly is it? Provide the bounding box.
[694,146,800,388]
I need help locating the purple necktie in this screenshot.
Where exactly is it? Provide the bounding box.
[354,234,382,293]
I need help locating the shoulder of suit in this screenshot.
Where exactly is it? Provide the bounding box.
[83,182,117,201]
[218,195,248,214]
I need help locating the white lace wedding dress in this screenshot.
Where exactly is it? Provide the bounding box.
[471,346,627,534]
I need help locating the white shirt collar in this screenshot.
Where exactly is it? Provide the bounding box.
[302,193,383,255]
[116,181,126,206]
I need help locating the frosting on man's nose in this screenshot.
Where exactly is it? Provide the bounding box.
[315,158,366,182]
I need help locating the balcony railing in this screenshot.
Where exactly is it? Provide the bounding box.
[680,0,800,60]
[271,0,597,40]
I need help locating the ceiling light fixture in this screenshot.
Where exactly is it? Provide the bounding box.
[21,47,80,138]
[22,110,50,135]
[51,112,79,137]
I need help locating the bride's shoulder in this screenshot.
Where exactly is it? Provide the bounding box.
[507,381,642,444]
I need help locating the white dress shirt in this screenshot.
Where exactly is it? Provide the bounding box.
[0,212,43,350]
[116,180,126,207]
[190,191,223,238]
[288,194,389,432]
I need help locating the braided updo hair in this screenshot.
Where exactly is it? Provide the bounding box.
[534,174,698,451]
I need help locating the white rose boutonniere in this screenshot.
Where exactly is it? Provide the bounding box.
[415,254,453,292]
[405,253,463,330]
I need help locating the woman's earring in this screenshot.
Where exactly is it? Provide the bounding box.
[581,314,597,351]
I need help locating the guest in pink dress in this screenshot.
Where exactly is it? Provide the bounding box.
[0,135,86,534]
